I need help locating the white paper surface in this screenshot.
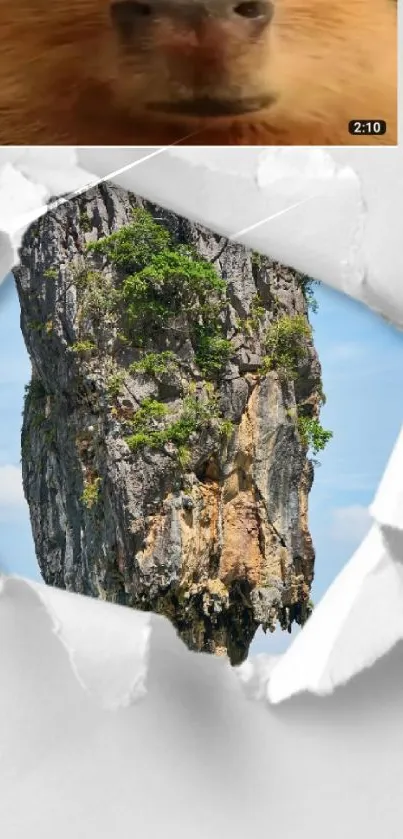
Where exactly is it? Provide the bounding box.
[0,145,402,705]
[1,574,403,839]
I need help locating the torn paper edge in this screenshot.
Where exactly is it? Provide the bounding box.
[0,147,403,704]
[243,424,403,705]
[371,425,403,531]
[1,147,402,321]
[266,522,403,704]
[0,575,152,711]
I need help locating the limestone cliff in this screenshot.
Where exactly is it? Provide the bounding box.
[14,183,329,665]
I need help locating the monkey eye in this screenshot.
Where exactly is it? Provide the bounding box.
[233,1,269,18]
[130,2,152,15]
[111,0,152,24]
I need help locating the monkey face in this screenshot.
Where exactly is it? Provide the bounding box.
[104,0,279,121]
[93,0,395,130]
[0,0,397,141]
[105,0,395,122]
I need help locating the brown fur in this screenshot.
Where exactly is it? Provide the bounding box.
[0,0,397,145]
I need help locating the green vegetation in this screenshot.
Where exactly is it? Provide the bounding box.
[28,318,55,335]
[84,209,231,379]
[125,394,233,463]
[75,268,104,290]
[27,319,46,333]
[31,411,46,430]
[217,417,235,439]
[70,340,96,354]
[73,208,331,463]
[317,381,327,407]
[250,294,266,325]
[297,415,333,455]
[81,475,102,509]
[129,351,178,378]
[106,371,126,398]
[75,268,119,319]
[24,379,46,401]
[251,251,263,268]
[193,329,233,378]
[177,446,192,470]
[43,268,58,280]
[258,356,274,376]
[131,397,169,430]
[122,245,225,338]
[86,208,171,270]
[243,293,266,336]
[262,314,311,379]
[297,275,319,314]
[116,331,130,346]
[78,210,93,233]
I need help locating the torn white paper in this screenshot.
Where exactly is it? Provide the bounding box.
[371,425,403,531]
[1,146,403,327]
[1,574,403,839]
[27,579,151,710]
[267,522,403,703]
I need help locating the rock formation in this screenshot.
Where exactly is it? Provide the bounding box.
[14,182,329,665]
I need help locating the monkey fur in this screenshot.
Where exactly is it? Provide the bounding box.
[0,0,397,145]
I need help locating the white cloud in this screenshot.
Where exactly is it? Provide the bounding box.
[0,464,26,508]
[330,504,372,544]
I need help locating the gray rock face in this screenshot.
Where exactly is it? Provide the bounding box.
[14,183,324,665]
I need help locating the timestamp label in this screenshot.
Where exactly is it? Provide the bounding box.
[348,120,387,136]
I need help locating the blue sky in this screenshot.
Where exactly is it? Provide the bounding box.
[1,274,402,654]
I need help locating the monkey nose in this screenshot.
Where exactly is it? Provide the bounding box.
[110,0,275,35]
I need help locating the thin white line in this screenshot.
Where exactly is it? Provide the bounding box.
[11,130,200,234]
[230,195,317,240]
[46,132,199,214]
